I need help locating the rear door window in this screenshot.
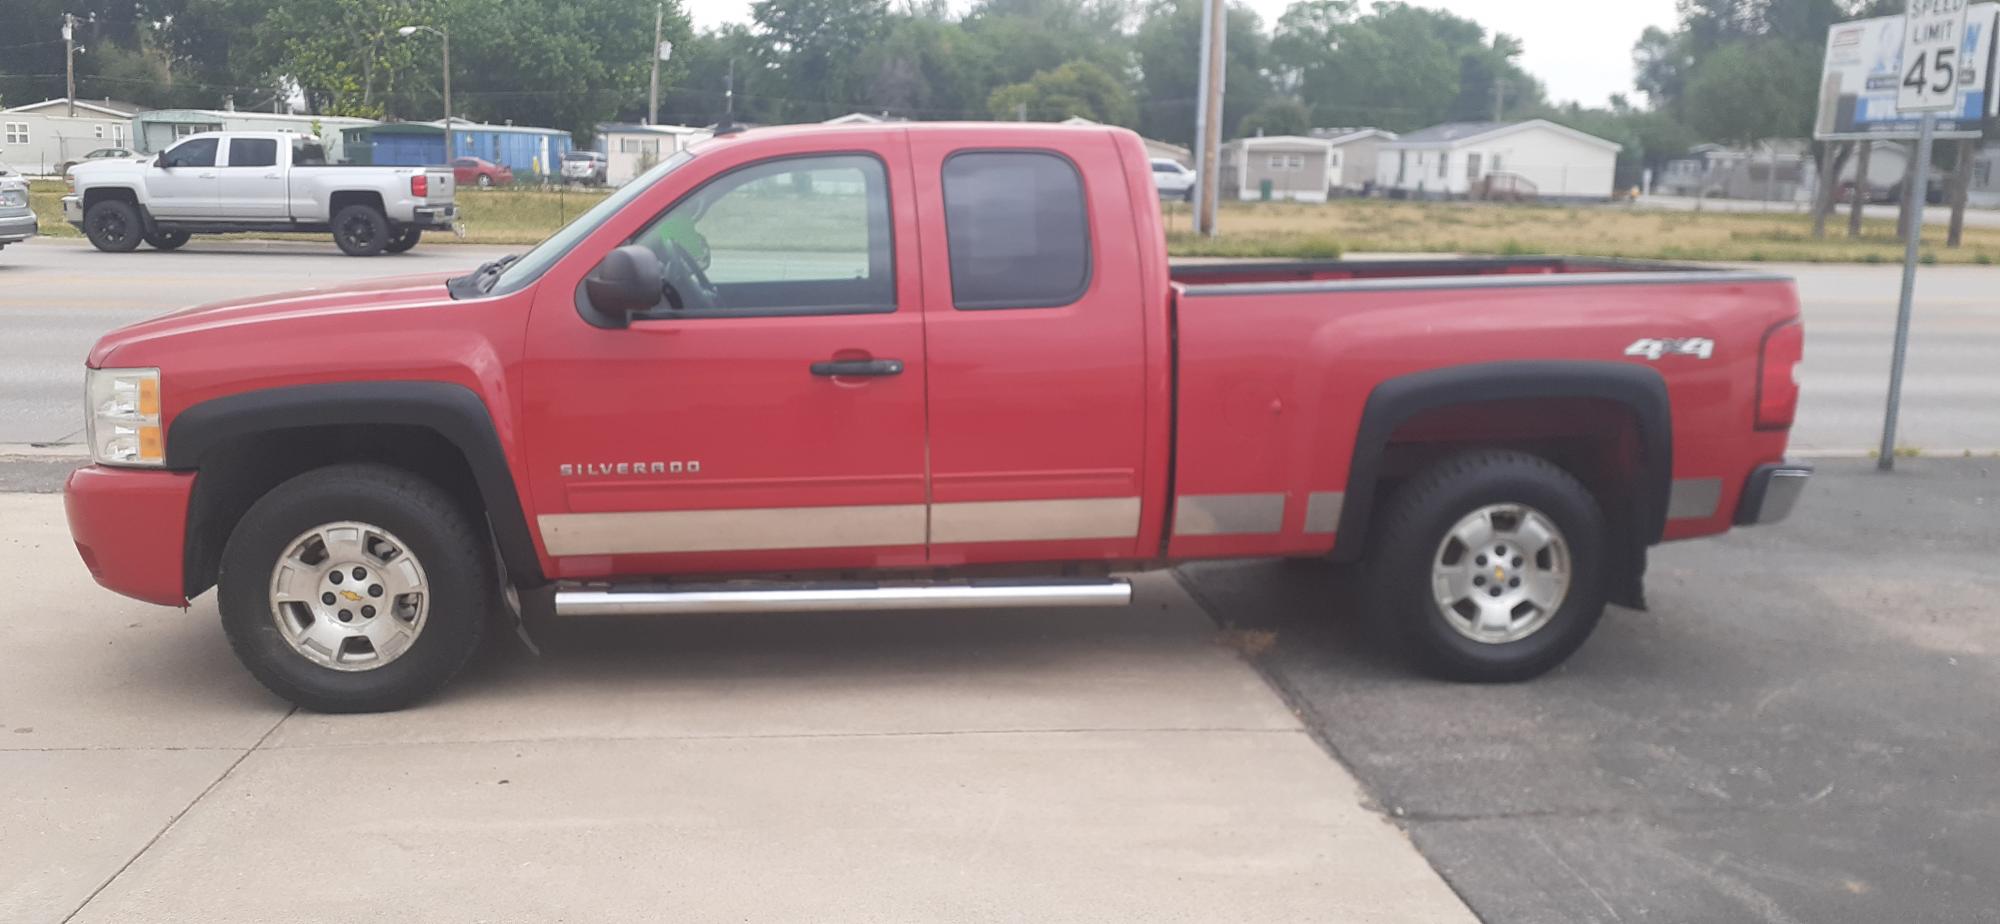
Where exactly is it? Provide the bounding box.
[940,151,1090,310]
[227,138,277,168]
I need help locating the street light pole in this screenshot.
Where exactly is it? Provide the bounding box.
[397,24,452,163]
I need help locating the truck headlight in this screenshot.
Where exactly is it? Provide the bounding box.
[85,367,165,467]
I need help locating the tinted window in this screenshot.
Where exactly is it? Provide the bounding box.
[941,151,1089,310]
[1151,162,1176,173]
[291,138,328,165]
[625,154,894,316]
[162,138,218,168]
[228,138,277,167]
[455,158,478,167]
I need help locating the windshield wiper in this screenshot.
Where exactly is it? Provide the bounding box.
[447,253,521,299]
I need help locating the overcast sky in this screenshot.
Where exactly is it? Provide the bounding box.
[684,0,1680,108]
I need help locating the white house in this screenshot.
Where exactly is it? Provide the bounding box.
[1218,135,1339,202]
[0,98,143,175]
[1375,119,1621,201]
[595,123,712,186]
[1309,127,1397,191]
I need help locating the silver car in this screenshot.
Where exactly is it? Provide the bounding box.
[0,169,38,252]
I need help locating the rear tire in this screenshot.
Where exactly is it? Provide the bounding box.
[384,227,422,253]
[332,204,390,256]
[476,174,492,188]
[144,229,190,251]
[217,463,491,712]
[1366,449,1608,682]
[83,199,144,252]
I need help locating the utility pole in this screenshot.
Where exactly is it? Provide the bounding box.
[725,59,735,119]
[1847,141,1871,237]
[648,1,663,124]
[1191,0,1225,237]
[64,13,77,117]
[442,25,453,162]
[1492,78,1505,122]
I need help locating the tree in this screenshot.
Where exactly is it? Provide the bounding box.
[988,60,1136,125]
[1237,97,1311,136]
[1135,0,1272,146]
[1269,1,1539,133]
[1682,40,1818,143]
[748,0,889,121]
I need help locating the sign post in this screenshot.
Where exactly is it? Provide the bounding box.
[1878,0,1970,471]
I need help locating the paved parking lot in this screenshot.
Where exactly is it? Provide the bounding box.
[1182,458,2000,923]
[0,491,1471,924]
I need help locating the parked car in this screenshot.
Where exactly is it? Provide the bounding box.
[561,150,608,185]
[57,147,139,175]
[1149,157,1195,200]
[64,123,1809,712]
[1472,171,1538,202]
[454,156,513,188]
[62,131,457,256]
[0,174,36,252]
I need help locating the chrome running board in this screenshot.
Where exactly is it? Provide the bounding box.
[553,579,1133,617]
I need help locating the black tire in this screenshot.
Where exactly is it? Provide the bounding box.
[384,227,422,253]
[217,463,492,712]
[331,204,390,256]
[476,174,492,188]
[1366,449,1608,682]
[144,229,191,251]
[83,199,144,252]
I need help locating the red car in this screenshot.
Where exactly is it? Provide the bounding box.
[65,122,1808,711]
[453,156,512,188]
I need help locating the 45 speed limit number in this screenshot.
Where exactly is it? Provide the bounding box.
[1900,0,1972,111]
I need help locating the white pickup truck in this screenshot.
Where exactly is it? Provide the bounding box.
[62,131,458,256]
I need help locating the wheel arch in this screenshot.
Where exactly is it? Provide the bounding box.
[1329,361,1672,605]
[328,189,386,216]
[167,381,544,598]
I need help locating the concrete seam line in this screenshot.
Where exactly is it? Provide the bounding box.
[254,725,1307,752]
[58,706,297,924]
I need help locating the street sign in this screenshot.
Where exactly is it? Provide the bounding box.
[1899,0,1975,112]
[657,40,673,62]
[1814,5,1997,140]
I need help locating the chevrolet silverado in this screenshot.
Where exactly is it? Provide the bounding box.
[65,122,1810,711]
[63,131,458,256]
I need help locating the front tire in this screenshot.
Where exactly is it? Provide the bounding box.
[144,229,191,251]
[384,227,422,253]
[83,199,144,252]
[476,174,492,188]
[1366,449,1607,682]
[217,464,492,712]
[332,204,390,256]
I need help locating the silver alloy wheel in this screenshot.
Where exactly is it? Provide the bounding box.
[1430,503,1571,644]
[268,521,429,671]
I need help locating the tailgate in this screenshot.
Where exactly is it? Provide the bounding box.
[421,168,456,204]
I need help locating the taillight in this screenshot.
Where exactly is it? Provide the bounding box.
[411,174,429,197]
[1756,320,1803,429]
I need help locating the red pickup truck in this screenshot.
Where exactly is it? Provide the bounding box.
[65,123,1810,712]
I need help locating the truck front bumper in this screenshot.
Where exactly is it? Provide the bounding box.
[60,195,83,227]
[65,465,197,607]
[411,204,459,230]
[0,211,38,245]
[1734,462,1812,526]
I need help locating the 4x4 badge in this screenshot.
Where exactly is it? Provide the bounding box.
[1625,337,1714,361]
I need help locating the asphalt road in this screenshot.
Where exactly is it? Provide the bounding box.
[3,236,1997,451]
[1180,458,2000,923]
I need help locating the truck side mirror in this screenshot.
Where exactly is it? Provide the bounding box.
[154,152,167,168]
[580,245,667,329]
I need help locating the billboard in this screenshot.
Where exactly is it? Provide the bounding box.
[1814,4,2000,140]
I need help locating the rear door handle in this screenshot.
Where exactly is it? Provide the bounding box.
[810,358,904,377]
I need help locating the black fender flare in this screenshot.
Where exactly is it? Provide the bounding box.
[1329,360,1673,574]
[166,381,544,587]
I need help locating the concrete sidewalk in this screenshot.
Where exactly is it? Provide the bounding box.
[0,493,1473,923]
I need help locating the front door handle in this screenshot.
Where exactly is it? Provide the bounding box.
[810,358,904,377]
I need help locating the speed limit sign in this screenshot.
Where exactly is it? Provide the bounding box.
[1899,0,1972,111]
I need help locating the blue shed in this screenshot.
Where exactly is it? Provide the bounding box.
[339,121,574,177]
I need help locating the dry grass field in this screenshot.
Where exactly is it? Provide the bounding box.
[30,179,2000,264]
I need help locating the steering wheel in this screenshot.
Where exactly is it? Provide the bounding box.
[664,239,720,312]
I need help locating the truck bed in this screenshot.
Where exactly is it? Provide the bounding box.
[1168,256,1721,289]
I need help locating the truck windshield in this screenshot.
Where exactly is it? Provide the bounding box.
[482,149,696,298]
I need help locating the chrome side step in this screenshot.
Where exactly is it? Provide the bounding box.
[553,579,1133,617]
